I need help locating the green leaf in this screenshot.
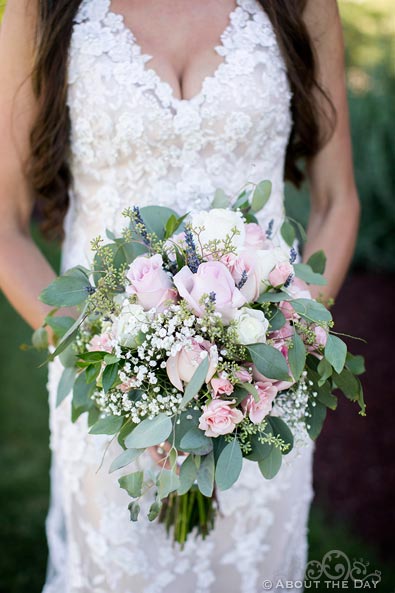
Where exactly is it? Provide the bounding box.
[215,438,243,491]
[56,367,76,406]
[257,291,293,303]
[172,409,201,450]
[288,331,306,381]
[317,358,333,385]
[258,446,282,479]
[164,212,188,240]
[102,363,119,393]
[345,353,366,376]
[128,501,141,521]
[119,470,144,497]
[211,188,229,209]
[73,370,94,410]
[332,368,360,401]
[139,205,180,240]
[291,299,332,323]
[268,308,286,331]
[179,356,209,409]
[89,415,124,435]
[40,273,91,307]
[239,382,259,403]
[148,501,162,521]
[267,416,294,454]
[180,428,213,455]
[49,305,88,361]
[280,220,296,247]
[325,334,347,374]
[85,363,101,384]
[32,327,49,351]
[307,250,327,274]
[293,263,327,286]
[109,448,145,473]
[306,400,327,439]
[316,388,338,410]
[124,413,173,448]
[197,452,215,497]
[251,180,272,213]
[45,316,75,339]
[247,343,291,382]
[178,454,198,495]
[158,469,180,499]
[245,425,273,462]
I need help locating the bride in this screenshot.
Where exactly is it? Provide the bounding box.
[0,1,360,592]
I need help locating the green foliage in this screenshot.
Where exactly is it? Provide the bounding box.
[215,437,243,491]
[124,413,173,448]
[247,343,291,382]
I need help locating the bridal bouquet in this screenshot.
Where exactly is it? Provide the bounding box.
[34,181,365,546]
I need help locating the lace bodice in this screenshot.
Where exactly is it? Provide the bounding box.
[63,0,293,270]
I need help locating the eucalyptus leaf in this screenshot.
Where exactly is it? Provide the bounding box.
[345,353,366,376]
[179,356,209,409]
[245,425,273,462]
[307,250,327,274]
[119,470,144,497]
[306,400,327,440]
[251,180,272,213]
[148,500,162,521]
[89,415,124,435]
[215,438,243,491]
[109,448,145,473]
[294,263,327,286]
[102,363,119,393]
[197,452,215,497]
[325,334,347,374]
[158,469,180,499]
[317,358,333,385]
[178,454,198,495]
[180,428,213,455]
[268,308,286,331]
[73,370,95,410]
[267,416,294,455]
[139,205,180,240]
[291,299,332,323]
[257,291,293,303]
[280,220,296,247]
[124,413,172,448]
[40,274,91,307]
[32,327,49,351]
[56,367,76,406]
[128,501,141,521]
[247,343,291,382]
[288,331,306,381]
[258,446,282,479]
[211,188,229,209]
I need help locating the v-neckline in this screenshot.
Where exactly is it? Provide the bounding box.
[105,0,243,106]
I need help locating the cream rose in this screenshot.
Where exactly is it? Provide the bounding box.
[189,208,246,254]
[233,307,269,345]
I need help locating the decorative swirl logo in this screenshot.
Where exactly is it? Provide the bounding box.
[305,550,381,587]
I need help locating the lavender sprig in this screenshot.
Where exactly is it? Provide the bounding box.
[237,270,248,290]
[184,228,200,273]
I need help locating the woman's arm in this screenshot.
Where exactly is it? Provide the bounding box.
[302,0,360,303]
[0,0,58,330]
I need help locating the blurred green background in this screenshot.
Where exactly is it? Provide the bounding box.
[0,1,394,592]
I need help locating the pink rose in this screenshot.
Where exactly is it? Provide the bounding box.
[211,376,234,397]
[222,250,261,302]
[235,368,253,383]
[242,381,278,424]
[279,300,299,321]
[166,339,218,391]
[244,223,270,250]
[313,325,328,347]
[173,261,246,324]
[199,399,244,437]
[88,332,113,353]
[119,376,137,393]
[269,261,294,287]
[126,254,177,311]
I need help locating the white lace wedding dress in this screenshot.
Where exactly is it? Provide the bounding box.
[43,1,315,591]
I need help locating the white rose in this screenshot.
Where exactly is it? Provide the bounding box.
[112,299,147,348]
[255,247,290,290]
[233,307,269,345]
[189,208,246,254]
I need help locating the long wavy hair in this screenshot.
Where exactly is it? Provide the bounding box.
[30,0,334,240]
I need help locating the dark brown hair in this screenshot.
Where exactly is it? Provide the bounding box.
[30,0,334,240]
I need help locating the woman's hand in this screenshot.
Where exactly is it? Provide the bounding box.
[148,441,188,472]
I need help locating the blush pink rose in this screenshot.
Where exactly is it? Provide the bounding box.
[173,261,246,324]
[88,332,113,353]
[166,339,218,391]
[286,277,312,299]
[241,380,278,424]
[244,223,270,250]
[126,254,177,311]
[222,249,261,302]
[211,376,234,397]
[279,300,299,321]
[235,368,253,383]
[269,261,294,287]
[198,399,244,437]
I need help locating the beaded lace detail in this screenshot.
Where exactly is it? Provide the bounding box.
[43,1,314,592]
